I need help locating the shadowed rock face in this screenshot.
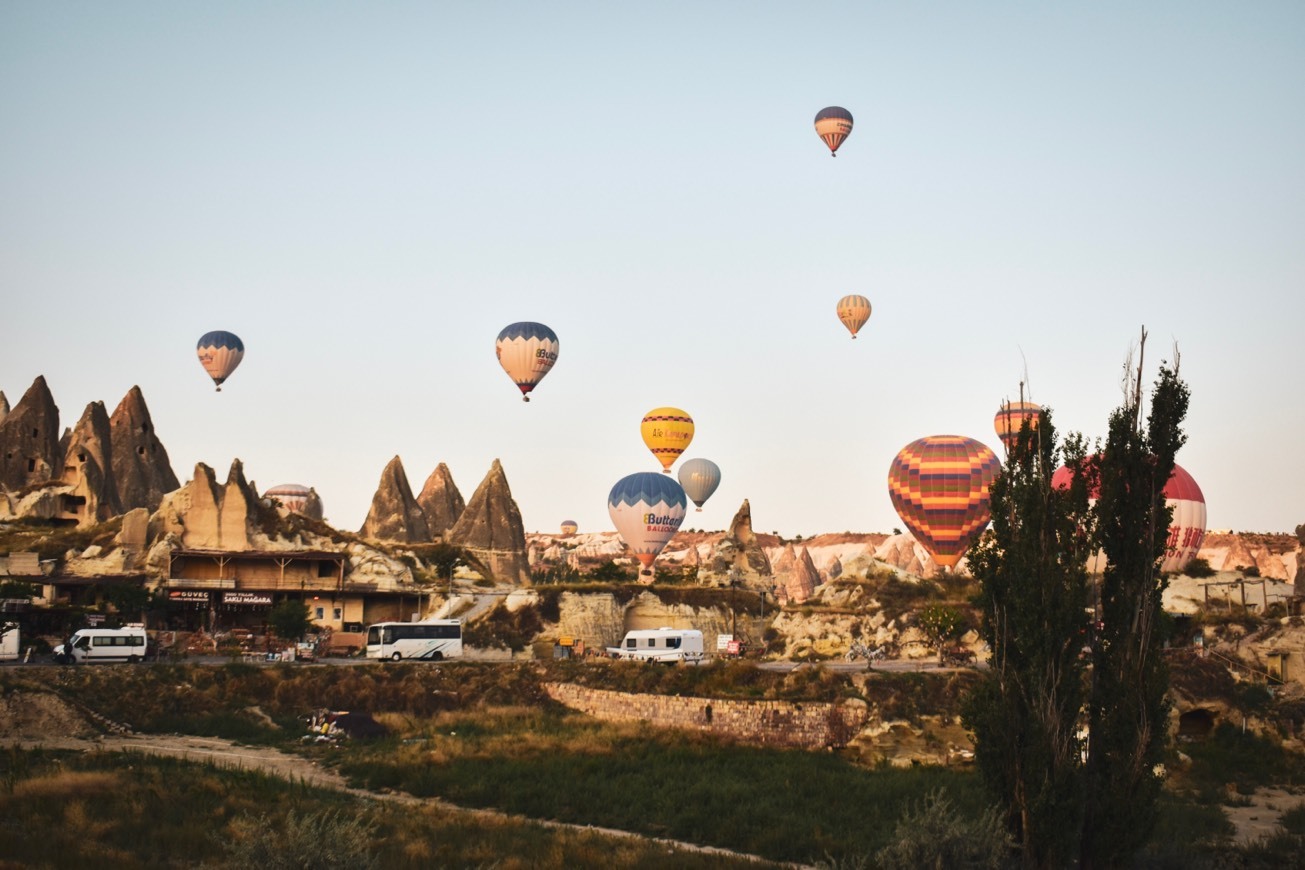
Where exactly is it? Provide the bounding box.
[359,456,432,543]
[0,376,61,490]
[0,391,9,423]
[61,401,122,522]
[109,386,179,512]
[417,463,465,538]
[300,488,325,521]
[1296,525,1305,592]
[446,459,529,584]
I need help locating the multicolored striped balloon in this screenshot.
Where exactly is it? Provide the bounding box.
[495,322,559,402]
[607,472,687,578]
[836,295,872,339]
[887,435,1000,570]
[640,407,694,473]
[814,106,854,156]
[993,401,1041,452]
[196,330,244,392]
[1051,460,1207,574]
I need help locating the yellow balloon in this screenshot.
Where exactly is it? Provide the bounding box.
[640,407,694,473]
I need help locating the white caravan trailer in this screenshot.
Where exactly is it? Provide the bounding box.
[53,627,148,664]
[606,627,705,664]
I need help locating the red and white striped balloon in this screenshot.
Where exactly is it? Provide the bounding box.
[1051,460,1206,574]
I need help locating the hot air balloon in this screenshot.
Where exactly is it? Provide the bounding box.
[814,106,853,156]
[677,458,721,511]
[608,471,687,578]
[887,435,1001,571]
[836,295,872,339]
[495,322,559,402]
[993,401,1041,452]
[265,483,312,514]
[641,407,694,473]
[196,331,244,391]
[1051,460,1206,574]
[560,520,578,537]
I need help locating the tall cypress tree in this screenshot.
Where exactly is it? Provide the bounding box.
[1080,353,1189,867]
[965,409,1094,868]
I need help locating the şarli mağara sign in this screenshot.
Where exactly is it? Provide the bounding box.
[221,592,273,607]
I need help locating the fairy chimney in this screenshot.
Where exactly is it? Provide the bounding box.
[445,459,530,585]
[417,462,465,538]
[109,386,180,512]
[359,456,432,543]
[0,376,61,490]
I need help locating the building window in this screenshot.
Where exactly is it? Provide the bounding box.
[333,608,342,620]
[315,607,325,620]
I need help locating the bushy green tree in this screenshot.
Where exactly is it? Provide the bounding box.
[267,599,312,644]
[874,789,1011,870]
[964,407,1093,868]
[917,604,967,661]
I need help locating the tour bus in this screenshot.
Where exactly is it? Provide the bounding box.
[52,627,149,665]
[365,619,463,662]
[606,627,706,664]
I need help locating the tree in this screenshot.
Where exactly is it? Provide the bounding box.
[589,560,634,583]
[963,332,1191,869]
[267,599,312,644]
[916,604,966,662]
[964,406,1093,868]
[1080,347,1189,868]
[100,582,151,624]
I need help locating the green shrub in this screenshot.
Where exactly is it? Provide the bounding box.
[873,788,1010,870]
[221,808,379,870]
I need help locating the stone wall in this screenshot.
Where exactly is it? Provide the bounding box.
[544,682,867,749]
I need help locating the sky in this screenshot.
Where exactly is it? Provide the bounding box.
[2,2,1303,539]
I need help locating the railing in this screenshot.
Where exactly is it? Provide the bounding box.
[1196,646,1282,685]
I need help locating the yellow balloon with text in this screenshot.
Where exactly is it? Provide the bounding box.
[640,407,695,473]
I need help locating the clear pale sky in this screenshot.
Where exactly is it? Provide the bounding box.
[3,2,1302,538]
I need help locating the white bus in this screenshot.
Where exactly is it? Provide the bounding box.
[365,619,463,662]
[53,627,148,664]
[606,628,705,664]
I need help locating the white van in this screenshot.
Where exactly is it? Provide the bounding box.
[607,627,705,664]
[53,627,148,664]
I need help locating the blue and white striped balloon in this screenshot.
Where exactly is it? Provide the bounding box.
[607,472,686,578]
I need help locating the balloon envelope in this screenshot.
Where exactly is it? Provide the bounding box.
[496,322,559,401]
[560,520,578,536]
[887,435,1000,570]
[836,295,872,338]
[608,472,686,576]
[993,401,1041,452]
[677,458,721,510]
[814,106,853,155]
[265,484,311,514]
[640,407,694,473]
[1051,460,1206,574]
[196,331,244,391]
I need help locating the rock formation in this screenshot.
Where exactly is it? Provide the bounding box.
[60,401,122,523]
[151,460,259,550]
[0,376,61,491]
[446,459,530,585]
[0,391,8,423]
[417,462,465,538]
[300,488,325,521]
[109,386,179,511]
[825,555,844,581]
[703,499,773,587]
[359,456,431,543]
[1296,524,1305,592]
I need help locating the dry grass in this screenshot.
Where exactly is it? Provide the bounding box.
[11,769,120,799]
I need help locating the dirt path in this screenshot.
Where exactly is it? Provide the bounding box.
[7,732,803,869]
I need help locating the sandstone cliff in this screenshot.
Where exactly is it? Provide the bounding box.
[109,386,180,511]
[446,459,530,585]
[0,376,61,491]
[417,462,464,538]
[60,401,122,523]
[359,456,431,544]
[701,500,773,588]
